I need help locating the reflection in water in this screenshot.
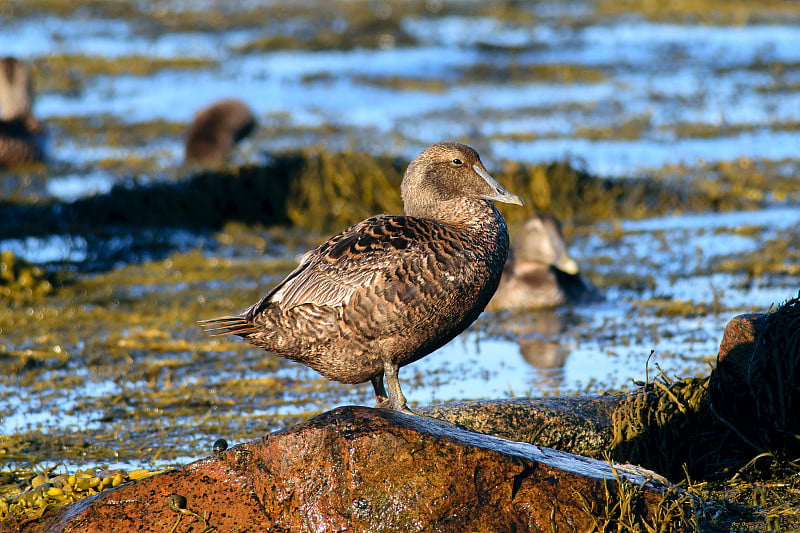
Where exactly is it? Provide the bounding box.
[498,309,583,390]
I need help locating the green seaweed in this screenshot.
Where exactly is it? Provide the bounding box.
[34,55,217,94]
[595,0,800,24]
[0,251,60,304]
[0,465,165,523]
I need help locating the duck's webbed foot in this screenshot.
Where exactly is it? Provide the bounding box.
[371,374,389,407]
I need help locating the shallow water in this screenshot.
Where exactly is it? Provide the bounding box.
[6,6,800,174]
[1,1,799,471]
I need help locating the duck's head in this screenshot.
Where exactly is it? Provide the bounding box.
[516,215,579,274]
[401,142,523,219]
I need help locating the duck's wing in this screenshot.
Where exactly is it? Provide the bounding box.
[243,214,439,319]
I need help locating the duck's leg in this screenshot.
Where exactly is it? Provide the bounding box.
[383,361,413,413]
[371,373,389,407]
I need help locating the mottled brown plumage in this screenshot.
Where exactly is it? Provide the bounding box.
[0,57,43,169]
[184,98,256,166]
[487,214,600,310]
[200,142,523,411]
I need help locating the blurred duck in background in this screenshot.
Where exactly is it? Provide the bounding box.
[0,57,44,169]
[488,213,600,310]
[184,98,257,166]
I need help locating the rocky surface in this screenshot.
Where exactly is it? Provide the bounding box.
[12,406,667,533]
[420,395,621,457]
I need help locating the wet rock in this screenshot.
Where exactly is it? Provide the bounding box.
[709,312,765,425]
[17,406,668,533]
[419,395,621,457]
[709,298,800,456]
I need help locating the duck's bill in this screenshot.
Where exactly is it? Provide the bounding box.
[555,254,580,275]
[473,164,525,206]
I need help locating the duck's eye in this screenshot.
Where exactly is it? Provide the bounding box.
[451,158,463,165]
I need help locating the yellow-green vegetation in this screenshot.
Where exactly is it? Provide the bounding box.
[285,150,404,232]
[637,299,730,318]
[234,16,416,53]
[0,251,58,303]
[0,466,163,522]
[666,119,800,139]
[47,115,186,149]
[460,63,607,84]
[648,157,799,209]
[3,0,139,19]
[3,149,790,255]
[595,0,800,24]
[351,75,448,92]
[33,55,217,94]
[715,230,800,278]
[576,115,654,141]
[576,467,700,532]
[495,159,758,224]
[173,151,772,230]
[3,0,540,37]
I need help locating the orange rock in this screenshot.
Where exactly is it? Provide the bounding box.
[16,406,668,533]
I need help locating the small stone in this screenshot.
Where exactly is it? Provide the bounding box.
[212,438,228,454]
[167,494,187,512]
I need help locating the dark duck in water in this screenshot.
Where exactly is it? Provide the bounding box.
[200,142,524,412]
[184,98,256,166]
[0,57,44,169]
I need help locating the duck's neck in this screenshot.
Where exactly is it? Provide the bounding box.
[0,73,33,123]
[406,197,503,227]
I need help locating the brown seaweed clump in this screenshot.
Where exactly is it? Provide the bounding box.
[612,294,800,482]
[711,294,800,461]
[610,370,711,480]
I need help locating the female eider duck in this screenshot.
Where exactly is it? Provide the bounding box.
[184,98,256,166]
[201,142,524,412]
[487,214,600,310]
[0,57,44,169]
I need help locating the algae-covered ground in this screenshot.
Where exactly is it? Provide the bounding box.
[1,0,800,530]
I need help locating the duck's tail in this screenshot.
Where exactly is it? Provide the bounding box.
[198,316,258,337]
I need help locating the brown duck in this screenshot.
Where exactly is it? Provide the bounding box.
[0,57,43,169]
[201,142,524,411]
[488,214,600,310]
[184,98,256,166]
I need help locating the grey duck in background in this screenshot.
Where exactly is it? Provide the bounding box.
[487,214,600,310]
[201,142,524,412]
[0,57,44,169]
[184,98,256,166]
